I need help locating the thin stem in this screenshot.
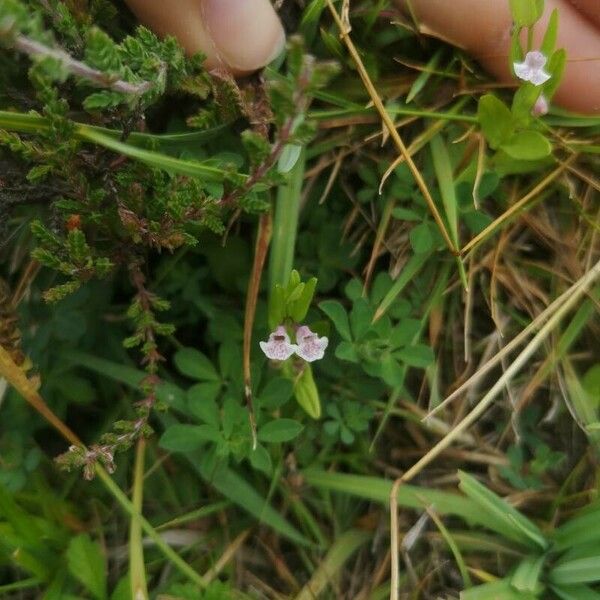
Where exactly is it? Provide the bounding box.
[129,439,149,600]
[244,212,273,448]
[12,34,157,95]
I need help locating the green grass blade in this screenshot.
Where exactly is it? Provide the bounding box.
[458,472,547,551]
[373,250,433,322]
[78,128,239,182]
[294,530,370,600]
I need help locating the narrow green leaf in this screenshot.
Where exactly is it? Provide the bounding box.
[511,555,546,592]
[66,535,107,600]
[78,127,239,183]
[462,579,538,600]
[258,419,304,443]
[458,471,547,550]
[290,277,318,323]
[550,557,600,585]
[551,584,600,600]
[406,49,442,103]
[509,0,544,26]
[373,250,432,322]
[540,9,559,55]
[430,134,459,247]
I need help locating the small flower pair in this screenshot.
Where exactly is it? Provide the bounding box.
[260,325,328,363]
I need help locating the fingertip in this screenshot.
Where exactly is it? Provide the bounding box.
[203,0,286,75]
[125,0,285,76]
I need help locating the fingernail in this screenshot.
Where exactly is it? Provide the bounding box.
[203,0,285,72]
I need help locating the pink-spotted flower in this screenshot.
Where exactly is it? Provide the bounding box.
[513,51,551,86]
[295,325,328,362]
[259,325,297,361]
[532,94,549,117]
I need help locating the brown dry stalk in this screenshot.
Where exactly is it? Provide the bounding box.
[0,344,81,446]
[243,211,273,448]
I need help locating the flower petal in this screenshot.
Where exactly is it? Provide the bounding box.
[295,325,329,362]
[259,326,297,361]
[529,68,551,86]
[525,50,547,69]
[513,61,531,81]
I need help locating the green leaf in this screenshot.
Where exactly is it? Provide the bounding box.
[545,48,567,100]
[511,84,541,126]
[258,377,294,409]
[458,471,548,550]
[551,584,600,600]
[258,419,304,443]
[79,128,238,183]
[540,8,559,55]
[478,94,515,149]
[409,222,434,254]
[395,343,434,368]
[66,535,107,600]
[462,578,538,600]
[373,251,431,322]
[582,364,600,408]
[174,348,220,381]
[319,300,352,341]
[389,319,422,348]
[550,557,600,585]
[335,341,360,363]
[269,285,286,330]
[501,130,552,160]
[392,207,421,221]
[159,424,221,452]
[289,277,318,323]
[511,555,546,592]
[349,298,374,340]
[509,0,544,26]
[430,134,459,248]
[380,354,404,386]
[187,383,221,426]
[278,143,302,173]
[294,364,321,418]
[249,444,273,475]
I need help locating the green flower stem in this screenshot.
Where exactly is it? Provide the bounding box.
[268,148,306,291]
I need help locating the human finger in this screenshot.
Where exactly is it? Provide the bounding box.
[125,0,286,76]
[399,0,600,114]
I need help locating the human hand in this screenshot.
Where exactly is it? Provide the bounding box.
[398,0,600,114]
[124,0,285,76]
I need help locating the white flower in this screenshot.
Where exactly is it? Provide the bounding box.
[531,94,549,116]
[295,325,328,362]
[513,51,551,86]
[259,326,297,361]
